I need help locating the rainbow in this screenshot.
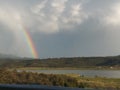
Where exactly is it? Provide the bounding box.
[23,30,38,58]
[22,26,39,59]
[15,15,39,58]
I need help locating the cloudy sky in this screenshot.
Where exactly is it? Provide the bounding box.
[0,0,120,58]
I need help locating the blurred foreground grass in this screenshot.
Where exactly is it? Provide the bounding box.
[0,69,119,89]
[69,74,120,89]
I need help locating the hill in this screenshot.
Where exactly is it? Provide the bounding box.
[0,55,120,69]
[0,53,20,59]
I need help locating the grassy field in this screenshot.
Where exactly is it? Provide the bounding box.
[66,74,120,89]
[78,77,120,89]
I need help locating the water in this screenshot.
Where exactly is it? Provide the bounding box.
[23,70,120,78]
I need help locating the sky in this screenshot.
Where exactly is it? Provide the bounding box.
[0,0,120,58]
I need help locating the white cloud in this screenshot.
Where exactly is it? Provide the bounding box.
[31,0,47,16]
[0,7,32,57]
[104,3,120,26]
[31,0,87,33]
[71,4,81,17]
[0,7,22,32]
[51,0,67,14]
[60,4,88,29]
[31,0,68,33]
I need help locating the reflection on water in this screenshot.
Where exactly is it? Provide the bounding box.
[22,70,120,78]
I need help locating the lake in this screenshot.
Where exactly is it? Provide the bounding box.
[22,70,120,78]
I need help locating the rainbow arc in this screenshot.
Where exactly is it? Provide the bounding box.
[17,17,39,58]
[22,25,38,58]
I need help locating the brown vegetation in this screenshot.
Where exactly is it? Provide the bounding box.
[0,69,78,87]
[0,69,119,89]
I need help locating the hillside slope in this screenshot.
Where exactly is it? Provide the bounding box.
[0,56,120,68]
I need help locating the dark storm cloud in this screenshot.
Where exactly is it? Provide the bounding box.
[33,17,109,58]
[0,0,120,58]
